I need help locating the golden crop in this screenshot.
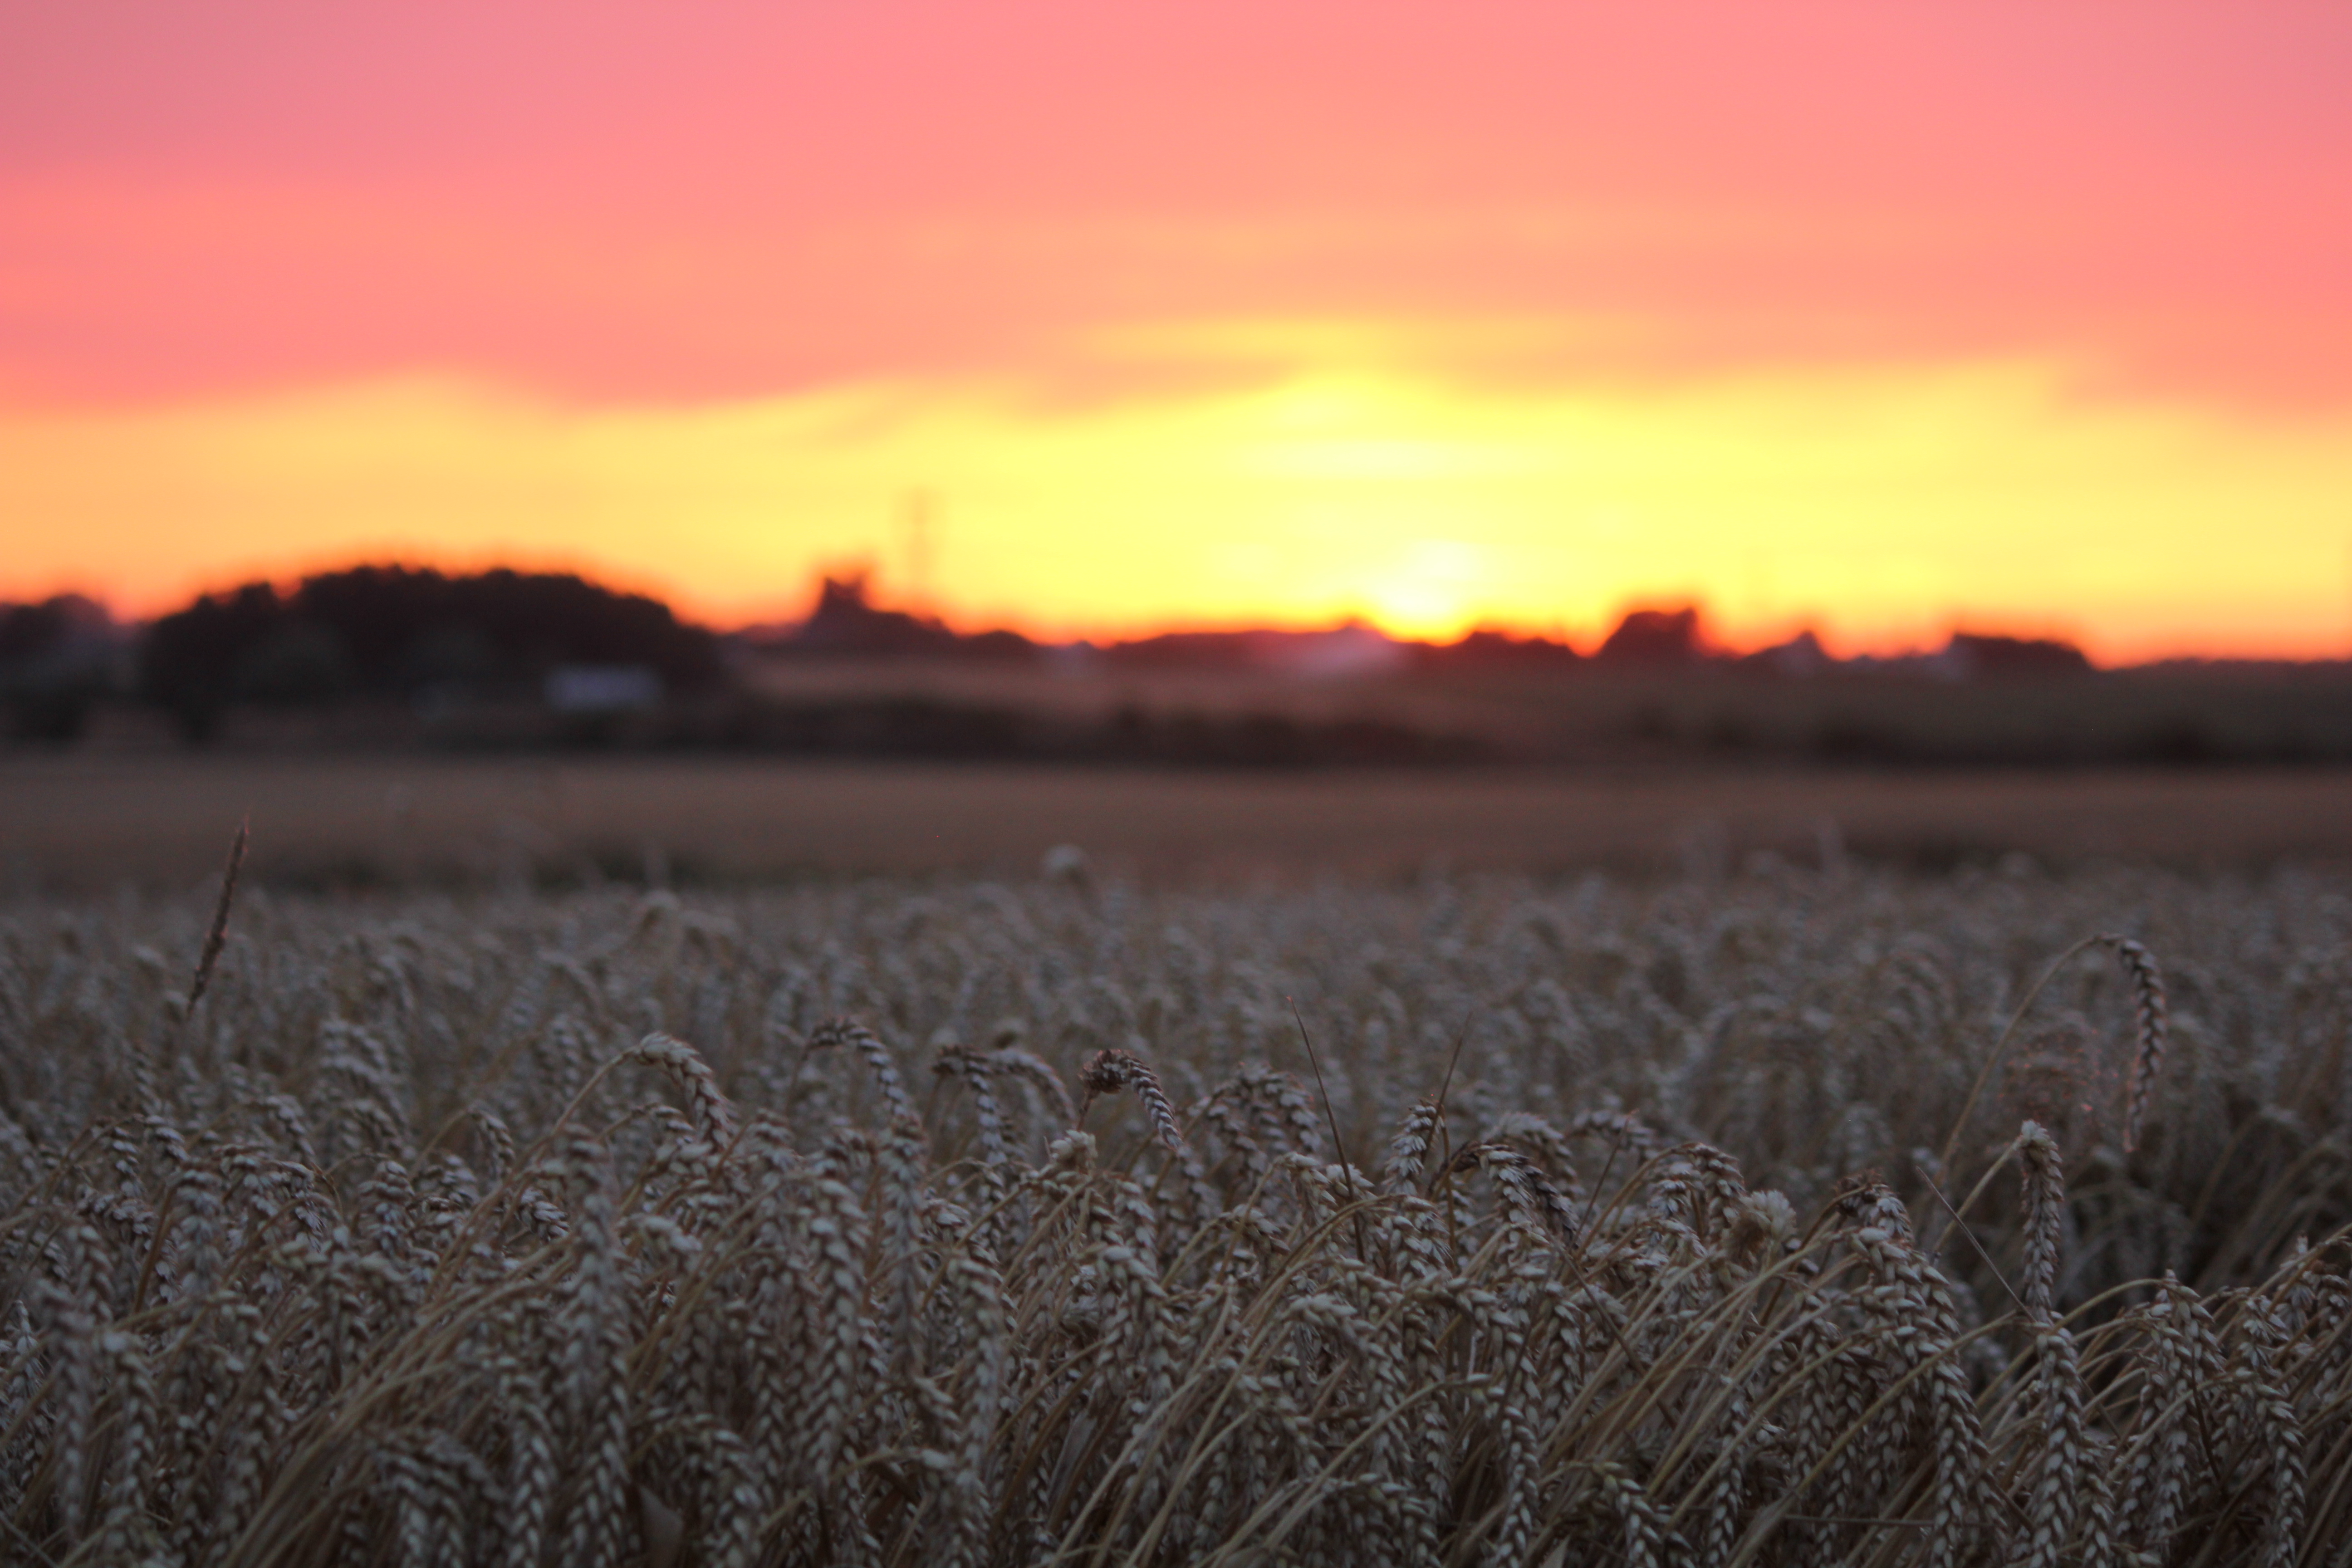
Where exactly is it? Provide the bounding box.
[1,864,2345,1565]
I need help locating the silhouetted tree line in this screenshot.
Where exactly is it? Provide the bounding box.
[0,595,115,742]
[141,566,723,741]
[0,562,2149,766]
[759,579,2094,682]
[1097,605,1697,673]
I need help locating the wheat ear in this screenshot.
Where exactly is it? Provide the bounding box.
[2102,935,2168,1152]
[1079,1048,1183,1151]
[2016,1120,2064,1322]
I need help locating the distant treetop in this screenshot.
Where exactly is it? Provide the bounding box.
[0,594,117,742]
[140,564,723,741]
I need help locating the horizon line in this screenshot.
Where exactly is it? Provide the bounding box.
[11,558,2344,671]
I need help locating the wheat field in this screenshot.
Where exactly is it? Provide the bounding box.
[3,859,2349,1565]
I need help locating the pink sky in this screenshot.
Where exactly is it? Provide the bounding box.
[5,1,2351,654]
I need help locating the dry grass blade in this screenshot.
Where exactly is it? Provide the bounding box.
[185,815,249,1012]
[1288,999,1369,1257]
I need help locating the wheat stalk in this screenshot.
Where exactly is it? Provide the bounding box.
[185,816,249,1013]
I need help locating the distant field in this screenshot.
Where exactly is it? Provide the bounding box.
[738,655,2352,768]
[5,751,2350,891]
[72,654,2352,769]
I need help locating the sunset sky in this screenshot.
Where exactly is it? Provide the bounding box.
[4,2,2350,660]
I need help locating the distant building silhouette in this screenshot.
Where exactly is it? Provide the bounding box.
[794,571,958,657]
[1100,624,1408,676]
[769,571,1037,662]
[546,665,665,713]
[1739,629,1831,676]
[1596,606,1705,665]
[1937,632,2092,678]
[1419,628,1583,671]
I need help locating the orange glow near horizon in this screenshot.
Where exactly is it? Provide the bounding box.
[5,3,2351,662]
[8,342,2351,662]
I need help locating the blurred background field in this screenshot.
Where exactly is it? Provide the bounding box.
[7,752,2351,895]
[15,568,2352,898]
[723,649,2352,769]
